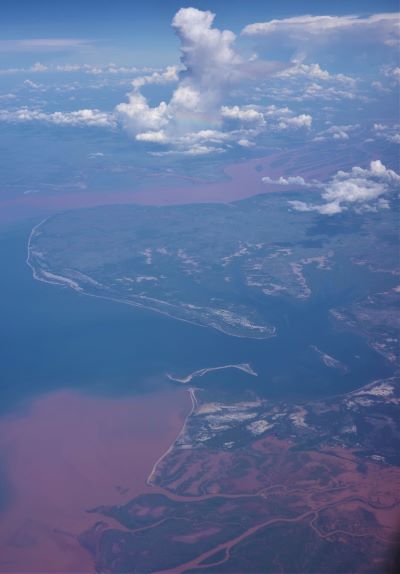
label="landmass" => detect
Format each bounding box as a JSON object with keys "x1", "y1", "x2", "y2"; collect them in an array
[
  {"x1": 79, "y1": 375, "x2": 400, "y2": 574},
  {"x1": 310, "y1": 346, "x2": 348, "y2": 373},
  {"x1": 24, "y1": 188, "x2": 400, "y2": 572},
  {"x1": 27, "y1": 192, "x2": 399, "y2": 341},
  {"x1": 166, "y1": 363, "x2": 258, "y2": 384}
]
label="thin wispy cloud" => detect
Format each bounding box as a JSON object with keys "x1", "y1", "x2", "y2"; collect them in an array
[
  {"x1": 0, "y1": 39, "x2": 92, "y2": 52},
  {"x1": 242, "y1": 13, "x2": 399, "y2": 47},
  {"x1": 0, "y1": 107, "x2": 116, "y2": 128}
]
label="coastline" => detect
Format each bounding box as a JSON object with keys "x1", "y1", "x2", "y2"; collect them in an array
[
  {"x1": 0, "y1": 387, "x2": 191, "y2": 573},
  {"x1": 166, "y1": 363, "x2": 258, "y2": 384},
  {"x1": 147, "y1": 387, "x2": 198, "y2": 486},
  {"x1": 26, "y1": 216, "x2": 276, "y2": 340}
]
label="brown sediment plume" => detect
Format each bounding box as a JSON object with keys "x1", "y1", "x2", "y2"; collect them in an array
[
  {"x1": 0, "y1": 387, "x2": 190, "y2": 573},
  {"x1": 0, "y1": 145, "x2": 357, "y2": 224}
]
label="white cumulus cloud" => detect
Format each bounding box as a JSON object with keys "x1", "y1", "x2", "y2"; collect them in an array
[
  {"x1": 373, "y1": 123, "x2": 400, "y2": 144},
  {"x1": 136, "y1": 130, "x2": 168, "y2": 143},
  {"x1": 0, "y1": 107, "x2": 116, "y2": 128},
  {"x1": 276, "y1": 60, "x2": 356, "y2": 87},
  {"x1": 220, "y1": 105, "x2": 265, "y2": 124},
  {"x1": 313, "y1": 124, "x2": 359, "y2": 142},
  {"x1": 115, "y1": 7, "x2": 283, "y2": 151},
  {"x1": 131, "y1": 65, "x2": 179, "y2": 89},
  {"x1": 263, "y1": 175, "x2": 310, "y2": 186},
  {"x1": 278, "y1": 114, "x2": 312, "y2": 129},
  {"x1": 264, "y1": 160, "x2": 400, "y2": 215},
  {"x1": 116, "y1": 92, "x2": 169, "y2": 133}
]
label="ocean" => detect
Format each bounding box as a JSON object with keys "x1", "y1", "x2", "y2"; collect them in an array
[{"x1": 0, "y1": 219, "x2": 392, "y2": 415}]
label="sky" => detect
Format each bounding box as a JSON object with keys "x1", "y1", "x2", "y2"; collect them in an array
[
  {"x1": 1, "y1": 0, "x2": 398, "y2": 66},
  {"x1": 0, "y1": 1, "x2": 399, "y2": 217},
  {"x1": 0, "y1": 6, "x2": 399, "y2": 574}
]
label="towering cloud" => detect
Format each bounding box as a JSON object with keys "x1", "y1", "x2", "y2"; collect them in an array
[{"x1": 116, "y1": 7, "x2": 281, "y2": 148}]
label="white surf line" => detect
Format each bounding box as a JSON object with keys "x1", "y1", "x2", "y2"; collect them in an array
[
  {"x1": 166, "y1": 363, "x2": 258, "y2": 384},
  {"x1": 146, "y1": 387, "x2": 198, "y2": 487},
  {"x1": 26, "y1": 222, "x2": 210, "y2": 326},
  {"x1": 188, "y1": 386, "x2": 198, "y2": 410},
  {"x1": 29, "y1": 272, "x2": 273, "y2": 340},
  {"x1": 27, "y1": 218, "x2": 87, "y2": 293},
  {"x1": 26, "y1": 217, "x2": 50, "y2": 279},
  {"x1": 26, "y1": 222, "x2": 275, "y2": 340}
]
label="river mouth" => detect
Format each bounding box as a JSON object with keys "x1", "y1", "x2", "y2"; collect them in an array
[
  {"x1": 0, "y1": 206, "x2": 397, "y2": 573},
  {"x1": 0, "y1": 387, "x2": 190, "y2": 573}
]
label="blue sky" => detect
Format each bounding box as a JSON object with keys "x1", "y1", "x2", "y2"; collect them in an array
[
  {"x1": 1, "y1": 0, "x2": 398, "y2": 67},
  {"x1": 0, "y1": 1, "x2": 398, "y2": 214}
]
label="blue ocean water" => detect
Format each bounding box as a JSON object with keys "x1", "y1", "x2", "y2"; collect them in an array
[{"x1": 0, "y1": 221, "x2": 392, "y2": 415}]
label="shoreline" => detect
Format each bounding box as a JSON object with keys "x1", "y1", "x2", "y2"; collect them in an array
[
  {"x1": 26, "y1": 216, "x2": 276, "y2": 340},
  {"x1": 147, "y1": 387, "x2": 198, "y2": 486},
  {"x1": 0, "y1": 142, "x2": 357, "y2": 226},
  {"x1": 166, "y1": 363, "x2": 258, "y2": 384},
  {"x1": 0, "y1": 387, "x2": 191, "y2": 573}
]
